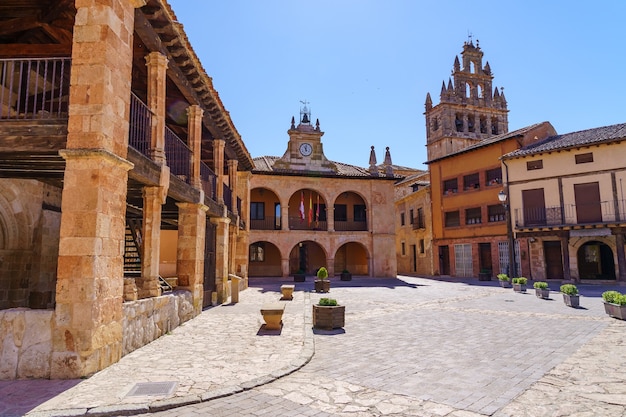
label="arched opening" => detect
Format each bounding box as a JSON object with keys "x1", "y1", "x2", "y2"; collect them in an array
[
  {"x1": 469, "y1": 61, "x2": 475, "y2": 73},
  {"x1": 289, "y1": 240, "x2": 326, "y2": 275},
  {"x1": 250, "y1": 187, "x2": 281, "y2": 230},
  {"x1": 288, "y1": 189, "x2": 327, "y2": 231},
  {"x1": 577, "y1": 240, "x2": 616, "y2": 280},
  {"x1": 333, "y1": 191, "x2": 367, "y2": 231},
  {"x1": 248, "y1": 241, "x2": 282, "y2": 277},
  {"x1": 455, "y1": 113, "x2": 464, "y2": 132},
  {"x1": 465, "y1": 83, "x2": 471, "y2": 98},
  {"x1": 477, "y1": 84, "x2": 483, "y2": 98},
  {"x1": 334, "y1": 242, "x2": 369, "y2": 276}
]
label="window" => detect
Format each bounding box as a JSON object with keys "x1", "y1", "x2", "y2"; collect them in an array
[
  {"x1": 445, "y1": 211, "x2": 460, "y2": 227},
  {"x1": 488, "y1": 204, "x2": 506, "y2": 222},
  {"x1": 467, "y1": 114, "x2": 475, "y2": 132},
  {"x1": 411, "y1": 183, "x2": 421, "y2": 192},
  {"x1": 454, "y1": 243, "x2": 473, "y2": 277},
  {"x1": 443, "y1": 178, "x2": 458, "y2": 195},
  {"x1": 354, "y1": 205, "x2": 366, "y2": 222},
  {"x1": 463, "y1": 173, "x2": 480, "y2": 190},
  {"x1": 455, "y1": 113, "x2": 463, "y2": 132},
  {"x1": 485, "y1": 167, "x2": 502, "y2": 186},
  {"x1": 250, "y1": 202, "x2": 264, "y2": 220},
  {"x1": 465, "y1": 207, "x2": 482, "y2": 225},
  {"x1": 334, "y1": 204, "x2": 347, "y2": 222},
  {"x1": 249, "y1": 243, "x2": 264, "y2": 262},
  {"x1": 575, "y1": 152, "x2": 594, "y2": 164},
  {"x1": 479, "y1": 116, "x2": 487, "y2": 133},
  {"x1": 400, "y1": 212, "x2": 405, "y2": 226},
  {"x1": 491, "y1": 118, "x2": 499, "y2": 135},
  {"x1": 401, "y1": 241, "x2": 406, "y2": 256},
  {"x1": 409, "y1": 209, "x2": 414, "y2": 225},
  {"x1": 416, "y1": 207, "x2": 425, "y2": 229},
  {"x1": 526, "y1": 160, "x2": 543, "y2": 170},
  {"x1": 419, "y1": 239, "x2": 425, "y2": 254},
  {"x1": 315, "y1": 203, "x2": 327, "y2": 221}
]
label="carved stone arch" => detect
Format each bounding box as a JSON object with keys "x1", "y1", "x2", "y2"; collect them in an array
[{"x1": 0, "y1": 182, "x2": 31, "y2": 250}]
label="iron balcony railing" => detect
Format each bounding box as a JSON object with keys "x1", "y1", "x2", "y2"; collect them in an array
[
  {"x1": 164, "y1": 126, "x2": 191, "y2": 184},
  {"x1": 129, "y1": 93, "x2": 152, "y2": 157},
  {"x1": 515, "y1": 199, "x2": 626, "y2": 228},
  {"x1": 200, "y1": 161, "x2": 216, "y2": 200},
  {"x1": 0, "y1": 57, "x2": 70, "y2": 120},
  {"x1": 250, "y1": 216, "x2": 281, "y2": 230}
]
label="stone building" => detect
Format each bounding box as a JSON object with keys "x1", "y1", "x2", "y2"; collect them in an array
[
  {"x1": 425, "y1": 38, "x2": 509, "y2": 162},
  {"x1": 394, "y1": 170, "x2": 435, "y2": 276},
  {"x1": 248, "y1": 105, "x2": 398, "y2": 278},
  {"x1": 503, "y1": 123, "x2": 626, "y2": 283},
  {"x1": 0, "y1": 0, "x2": 251, "y2": 379}
]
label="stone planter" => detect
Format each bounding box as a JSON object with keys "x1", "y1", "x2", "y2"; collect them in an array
[
  {"x1": 499, "y1": 280, "x2": 512, "y2": 288},
  {"x1": 535, "y1": 288, "x2": 550, "y2": 299},
  {"x1": 513, "y1": 284, "x2": 527, "y2": 293},
  {"x1": 280, "y1": 284, "x2": 295, "y2": 300},
  {"x1": 293, "y1": 273, "x2": 306, "y2": 282},
  {"x1": 340, "y1": 272, "x2": 352, "y2": 281},
  {"x1": 603, "y1": 302, "x2": 626, "y2": 320},
  {"x1": 562, "y1": 293, "x2": 580, "y2": 308},
  {"x1": 478, "y1": 272, "x2": 491, "y2": 281},
  {"x1": 314, "y1": 280, "x2": 330, "y2": 293},
  {"x1": 313, "y1": 304, "x2": 345, "y2": 329}
]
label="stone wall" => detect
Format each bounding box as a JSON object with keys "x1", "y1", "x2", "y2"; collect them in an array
[
  {"x1": 122, "y1": 290, "x2": 195, "y2": 356},
  {"x1": 0, "y1": 308, "x2": 54, "y2": 379}
]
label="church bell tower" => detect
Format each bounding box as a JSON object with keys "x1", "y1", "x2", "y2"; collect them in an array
[{"x1": 425, "y1": 38, "x2": 509, "y2": 161}]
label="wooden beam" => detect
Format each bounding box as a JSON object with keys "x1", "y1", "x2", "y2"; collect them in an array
[{"x1": 0, "y1": 44, "x2": 71, "y2": 57}]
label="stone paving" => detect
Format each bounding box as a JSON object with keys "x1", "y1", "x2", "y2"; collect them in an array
[{"x1": 4, "y1": 275, "x2": 626, "y2": 416}]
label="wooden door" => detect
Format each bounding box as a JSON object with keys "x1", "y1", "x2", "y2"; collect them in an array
[
  {"x1": 439, "y1": 245, "x2": 450, "y2": 275},
  {"x1": 544, "y1": 241, "x2": 563, "y2": 279},
  {"x1": 479, "y1": 243, "x2": 492, "y2": 272},
  {"x1": 574, "y1": 182, "x2": 602, "y2": 224}
]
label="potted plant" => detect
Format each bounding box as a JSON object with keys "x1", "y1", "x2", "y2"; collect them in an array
[
  {"x1": 602, "y1": 290, "x2": 626, "y2": 320},
  {"x1": 314, "y1": 267, "x2": 330, "y2": 293},
  {"x1": 312, "y1": 297, "x2": 345, "y2": 329},
  {"x1": 478, "y1": 269, "x2": 491, "y2": 281},
  {"x1": 497, "y1": 273, "x2": 511, "y2": 288},
  {"x1": 340, "y1": 269, "x2": 352, "y2": 281},
  {"x1": 560, "y1": 284, "x2": 579, "y2": 308},
  {"x1": 293, "y1": 269, "x2": 306, "y2": 282},
  {"x1": 512, "y1": 277, "x2": 528, "y2": 293},
  {"x1": 533, "y1": 281, "x2": 550, "y2": 299}
]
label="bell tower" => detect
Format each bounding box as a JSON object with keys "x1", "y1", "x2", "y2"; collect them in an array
[{"x1": 425, "y1": 38, "x2": 509, "y2": 161}]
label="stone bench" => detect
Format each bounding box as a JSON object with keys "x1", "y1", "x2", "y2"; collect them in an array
[
  {"x1": 280, "y1": 284, "x2": 295, "y2": 300},
  {"x1": 260, "y1": 303, "x2": 285, "y2": 330}
]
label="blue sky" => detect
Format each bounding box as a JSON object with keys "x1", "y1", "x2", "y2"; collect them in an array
[{"x1": 168, "y1": 1, "x2": 626, "y2": 170}]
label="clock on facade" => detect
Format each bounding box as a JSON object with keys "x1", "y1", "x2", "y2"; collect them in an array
[{"x1": 299, "y1": 142, "x2": 313, "y2": 156}]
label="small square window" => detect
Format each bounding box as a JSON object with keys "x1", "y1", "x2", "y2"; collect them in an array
[
  {"x1": 445, "y1": 211, "x2": 460, "y2": 227},
  {"x1": 575, "y1": 153, "x2": 593, "y2": 164},
  {"x1": 527, "y1": 160, "x2": 543, "y2": 170}
]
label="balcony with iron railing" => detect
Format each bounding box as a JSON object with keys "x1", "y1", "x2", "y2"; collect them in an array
[
  {"x1": 250, "y1": 216, "x2": 281, "y2": 230},
  {"x1": 514, "y1": 199, "x2": 626, "y2": 228},
  {"x1": 164, "y1": 126, "x2": 191, "y2": 184},
  {"x1": 0, "y1": 57, "x2": 70, "y2": 120},
  {"x1": 200, "y1": 161, "x2": 216, "y2": 200}
]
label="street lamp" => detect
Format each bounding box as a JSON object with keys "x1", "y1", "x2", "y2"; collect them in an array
[{"x1": 498, "y1": 189, "x2": 516, "y2": 277}]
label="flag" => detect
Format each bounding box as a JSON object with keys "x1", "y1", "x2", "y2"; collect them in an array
[
  {"x1": 316, "y1": 193, "x2": 320, "y2": 221},
  {"x1": 299, "y1": 191, "x2": 305, "y2": 221},
  {"x1": 308, "y1": 191, "x2": 313, "y2": 227}
]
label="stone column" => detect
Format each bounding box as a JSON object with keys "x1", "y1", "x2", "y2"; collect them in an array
[
  {"x1": 213, "y1": 139, "x2": 225, "y2": 204},
  {"x1": 228, "y1": 159, "x2": 239, "y2": 215},
  {"x1": 281, "y1": 257, "x2": 290, "y2": 278},
  {"x1": 561, "y1": 235, "x2": 572, "y2": 282},
  {"x1": 211, "y1": 216, "x2": 231, "y2": 303},
  {"x1": 327, "y1": 206, "x2": 335, "y2": 232},
  {"x1": 176, "y1": 202, "x2": 208, "y2": 315},
  {"x1": 137, "y1": 186, "x2": 165, "y2": 298},
  {"x1": 53, "y1": 0, "x2": 144, "y2": 379},
  {"x1": 327, "y1": 257, "x2": 335, "y2": 277},
  {"x1": 281, "y1": 201, "x2": 289, "y2": 230},
  {"x1": 187, "y1": 105, "x2": 203, "y2": 189},
  {"x1": 146, "y1": 52, "x2": 168, "y2": 165}
]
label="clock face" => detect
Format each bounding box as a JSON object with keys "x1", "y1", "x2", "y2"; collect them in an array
[{"x1": 299, "y1": 143, "x2": 313, "y2": 156}]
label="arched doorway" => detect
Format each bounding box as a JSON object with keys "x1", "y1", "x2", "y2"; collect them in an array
[
  {"x1": 289, "y1": 240, "x2": 326, "y2": 275},
  {"x1": 577, "y1": 241, "x2": 616, "y2": 280},
  {"x1": 248, "y1": 241, "x2": 282, "y2": 277},
  {"x1": 334, "y1": 242, "x2": 369, "y2": 276}
]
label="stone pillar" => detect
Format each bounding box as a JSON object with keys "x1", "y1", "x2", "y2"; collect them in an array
[
  {"x1": 561, "y1": 235, "x2": 572, "y2": 282},
  {"x1": 213, "y1": 139, "x2": 225, "y2": 204},
  {"x1": 137, "y1": 186, "x2": 165, "y2": 298},
  {"x1": 146, "y1": 52, "x2": 168, "y2": 164},
  {"x1": 327, "y1": 258, "x2": 335, "y2": 277},
  {"x1": 615, "y1": 230, "x2": 626, "y2": 282},
  {"x1": 228, "y1": 159, "x2": 239, "y2": 215},
  {"x1": 187, "y1": 105, "x2": 203, "y2": 189},
  {"x1": 210, "y1": 216, "x2": 231, "y2": 303},
  {"x1": 327, "y1": 206, "x2": 335, "y2": 232},
  {"x1": 281, "y1": 257, "x2": 290, "y2": 278},
  {"x1": 53, "y1": 0, "x2": 143, "y2": 379},
  {"x1": 281, "y1": 201, "x2": 289, "y2": 230},
  {"x1": 176, "y1": 202, "x2": 208, "y2": 314}
]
